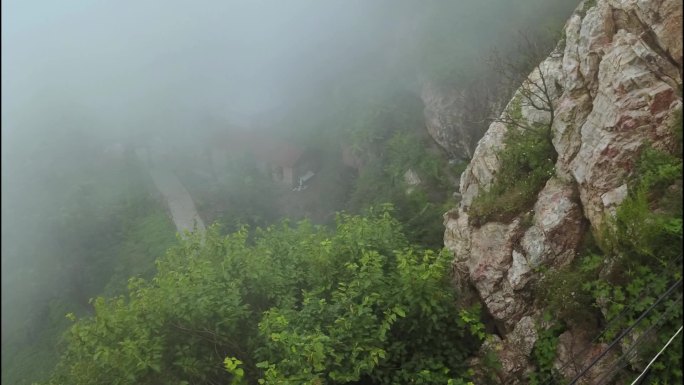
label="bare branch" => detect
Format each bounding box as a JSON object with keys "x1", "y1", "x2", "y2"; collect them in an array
[{"x1": 486, "y1": 28, "x2": 557, "y2": 139}]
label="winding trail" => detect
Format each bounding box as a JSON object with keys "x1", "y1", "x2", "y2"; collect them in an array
[{"x1": 148, "y1": 165, "x2": 205, "y2": 237}]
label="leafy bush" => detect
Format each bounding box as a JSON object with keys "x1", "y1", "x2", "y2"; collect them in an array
[
  {"x1": 535, "y1": 254, "x2": 601, "y2": 323},
  {"x1": 349, "y1": 165, "x2": 452, "y2": 249},
  {"x1": 601, "y1": 146, "x2": 682, "y2": 265},
  {"x1": 542, "y1": 142, "x2": 683, "y2": 384},
  {"x1": 529, "y1": 321, "x2": 565, "y2": 385},
  {"x1": 45, "y1": 208, "x2": 482, "y2": 385},
  {"x1": 673, "y1": 109, "x2": 683, "y2": 157},
  {"x1": 346, "y1": 110, "x2": 455, "y2": 249},
  {"x1": 529, "y1": 124, "x2": 684, "y2": 383},
  {"x1": 2, "y1": 152, "x2": 183, "y2": 385},
  {"x1": 590, "y1": 144, "x2": 682, "y2": 383},
  {"x1": 468, "y1": 101, "x2": 555, "y2": 226},
  {"x1": 102, "y1": 210, "x2": 177, "y2": 296}
]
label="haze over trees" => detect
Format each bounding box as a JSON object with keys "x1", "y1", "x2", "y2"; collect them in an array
[{"x1": 2, "y1": 1, "x2": 600, "y2": 384}]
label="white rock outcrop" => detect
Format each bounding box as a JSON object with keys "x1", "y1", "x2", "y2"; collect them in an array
[{"x1": 443, "y1": 0, "x2": 682, "y2": 383}]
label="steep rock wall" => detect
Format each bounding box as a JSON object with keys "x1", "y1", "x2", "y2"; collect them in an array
[
  {"x1": 421, "y1": 81, "x2": 481, "y2": 160},
  {"x1": 443, "y1": 0, "x2": 682, "y2": 383},
  {"x1": 420, "y1": 79, "x2": 509, "y2": 161}
]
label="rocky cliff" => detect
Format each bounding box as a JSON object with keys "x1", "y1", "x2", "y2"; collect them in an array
[
  {"x1": 421, "y1": 77, "x2": 508, "y2": 162},
  {"x1": 442, "y1": 0, "x2": 682, "y2": 383},
  {"x1": 421, "y1": 81, "x2": 481, "y2": 160}
]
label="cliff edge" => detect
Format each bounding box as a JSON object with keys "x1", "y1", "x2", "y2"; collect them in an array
[{"x1": 444, "y1": 0, "x2": 682, "y2": 383}]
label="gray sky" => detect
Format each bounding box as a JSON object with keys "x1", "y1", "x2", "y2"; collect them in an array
[
  {"x1": 1, "y1": 0, "x2": 578, "y2": 274},
  {"x1": 2, "y1": 0, "x2": 403, "y2": 145},
  {"x1": 1, "y1": 0, "x2": 410, "y2": 318},
  {"x1": 2, "y1": 0, "x2": 577, "y2": 146}
]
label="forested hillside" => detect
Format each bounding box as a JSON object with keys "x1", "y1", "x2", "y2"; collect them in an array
[{"x1": 2, "y1": 134, "x2": 178, "y2": 383}]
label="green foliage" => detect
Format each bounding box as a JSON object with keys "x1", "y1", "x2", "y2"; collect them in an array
[
  {"x1": 449, "y1": 161, "x2": 469, "y2": 179},
  {"x1": 579, "y1": 0, "x2": 598, "y2": 16},
  {"x1": 457, "y1": 305, "x2": 488, "y2": 342},
  {"x1": 102, "y1": 210, "x2": 177, "y2": 296},
  {"x1": 349, "y1": 166, "x2": 452, "y2": 249},
  {"x1": 480, "y1": 342, "x2": 503, "y2": 382},
  {"x1": 225, "y1": 357, "x2": 247, "y2": 385},
  {"x1": 528, "y1": 322, "x2": 565, "y2": 385},
  {"x1": 545, "y1": 143, "x2": 683, "y2": 384},
  {"x1": 385, "y1": 131, "x2": 446, "y2": 185},
  {"x1": 601, "y1": 146, "x2": 682, "y2": 264},
  {"x1": 579, "y1": 257, "x2": 683, "y2": 383},
  {"x1": 1, "y1": 299, "x2": 75, "y2": 385},
  {"x1": 597, "y1": 146, "x2": 681, "y2": 383},
  {"x1": 672, "y1": 109, "x2": 683, "y2": 157},
  {"x1": 529, "y1": 139, "x2": 683, "y2": 383},
  {"x1": 344, "y1": 92, "x2": 454, "y2": 249},
  {"x1": 535, "y1": 255, "x2": 600, "y2": 322},
  {"x1": 469, "y1": 102, "x2": 555, "y2": 226},
  {"x1": 2, "y1": 152, "x2": 177, "y2": 385},
  {"x1": 45, "y1": 208, "x2": 481, "y2": 385},
  {"x1": 255, "y1": 246, "x2": 473, "y2": 384}
]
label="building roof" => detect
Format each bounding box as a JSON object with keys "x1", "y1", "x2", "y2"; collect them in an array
[{"x1": 211, "y1": 129, "x2": 304, "y2": 168}]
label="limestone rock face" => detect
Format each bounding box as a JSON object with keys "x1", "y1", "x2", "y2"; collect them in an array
[
  {"x1": 403, "y1": 168, "x2": 422, "y2": 194},
  {"x1": 554, "y1": 327, "x2": 620, "y2": 384},
  {"x1": 420, "y1": 80, "x2": 504, "y2": 161},
  {"x1": 442, "y1": 0, "x2": 682, "y2": 383}
]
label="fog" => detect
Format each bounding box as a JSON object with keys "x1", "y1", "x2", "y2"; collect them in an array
[
  {"x1": 2, "y1": 1, "x2": 573, "y2": 142},
  {"x1": 3, "y1": 1, "x2": 405, "y2": 143},
  {"x1": 3, "y1": 0, "x2": 405, "y2": 329},
  {"x1": 2, "y1": 0, "x2": 577, "y2": 383}
]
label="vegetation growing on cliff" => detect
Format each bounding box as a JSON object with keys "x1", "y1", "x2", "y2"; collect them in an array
[
  {"x1": 468, "y1": 97, "x2": 556, "y2": 226},
  {"x1": 534, "y1": 115, "x2": 683, "y2": 383},
  {"x1": 590, "y1": 137, "x2": 683, "y2": 384}
]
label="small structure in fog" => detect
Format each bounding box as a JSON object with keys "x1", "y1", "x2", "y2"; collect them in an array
[
  {"x1": 293, "y1": 170, "x2": 316, "y2": 191},
  {"x1": 341, "y1": 143, "x2": 363, "y2": 170},
  {"x1": 210, "y1": 129, "x2": 318, "y2": 188}
]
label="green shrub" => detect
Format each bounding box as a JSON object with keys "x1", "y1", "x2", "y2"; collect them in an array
[
  {"x1": 529, "y1": 321, "x2": 565, "y2": 385},
  {"x1": 469, "y1": 119, "x2": 555, "y2": 226},
  {"x1": 582, "y1": 143, "x2": 683, "y2": 384},
  {"x1": 578, "y1": 0, "x2": 598, "y2": 17},
  {"x1": 535, "y1": 254, "x2": 601, "y2": 323},
  {"x1": 45, "y1": 208, "x2": 482, "y2": 385},
  {"x1": 529, "y1": 135, "x2": 683, "y2": 383},
  {"x1": 582, "y1": 0, "x2": 597, "y2": 12},
  {"x1": 347, "y1": 124, "x2": 454, "y2": 249},
  {"x1": 671, "y1": 108, "x2": 682, "y2": 158},
  {"x1": 601, "y1": 146, "x2": 682, "y2": 264}
]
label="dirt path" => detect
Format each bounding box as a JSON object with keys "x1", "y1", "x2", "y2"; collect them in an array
[{"x1": 148, "y1": 166, "x2": 206, "y2": 236}]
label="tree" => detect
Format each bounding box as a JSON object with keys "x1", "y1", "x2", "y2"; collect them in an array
[
  {"x1": 468, "y1": 29, "x2": 562, "y2": 225},
  {"x1": 45, "y1": 208, "x2": 484, "y2": 385},
  {"x1": 486, "y1": 29, "x2": 561, "y2": 150}
]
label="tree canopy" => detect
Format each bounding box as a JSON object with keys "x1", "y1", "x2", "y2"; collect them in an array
[{"x1": 45, "y1": 207, "x2": 483, "y2": 385}]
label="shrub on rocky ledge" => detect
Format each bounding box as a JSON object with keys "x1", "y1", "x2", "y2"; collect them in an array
[{"x1": 468, "y1": 119, "x2": 556, "y2": 226}]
